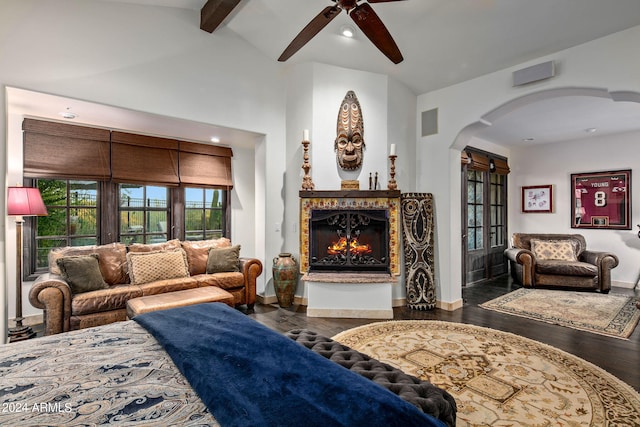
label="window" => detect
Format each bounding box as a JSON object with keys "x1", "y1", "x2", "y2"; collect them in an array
[
  {"x1": 119, "y1": 184, "x2": 170, "y2": 244},
  {"x1": 34, "y1": 179, "x2": 99, "y2": 269},
  {"x1": 467, "y1": 170, "x2": 484, "y2": 251},
  {"x1": 462, "y1": 148, "x2": 510, "y2": 285},
  {"x1": 27, "y1": 180, "x2": 229, "y2": 276},
  {"x1": 23, "y1": 119, "x2": 234, "y2": 276},
  {"x1": 184, "y1": 188, "x2": 226, "y2": 241},
  {"x1": 489, "y1": 173, "x2": 506, "y2": 248}
]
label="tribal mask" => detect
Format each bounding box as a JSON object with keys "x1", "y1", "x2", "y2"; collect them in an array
[{"x1": 335, "y1": 91, "x2": 365, "y2": 171}]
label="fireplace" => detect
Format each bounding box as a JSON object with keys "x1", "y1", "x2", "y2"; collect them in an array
[
  {"x1": 299, "y1": 190, "x2": 401, "y2": 276},
  {"x1": 309, "y1": 209, "x2": 389, "y2": 273},
  {"x1": 299, "y1": 191, "x2": 401, "y2": 319}
]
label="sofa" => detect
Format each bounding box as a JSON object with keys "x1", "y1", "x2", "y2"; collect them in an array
[
  {"x1": 29, "y1": 238, "x2": 263, "y2": 336},
  {"x1": 504, "y1": 233, "x2": 618, "y2": 293}
]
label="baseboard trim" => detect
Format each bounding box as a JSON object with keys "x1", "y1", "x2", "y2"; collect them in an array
[
  {"x1": 8, "y1": 314, "x2": 43, "y2": 327},
  {"x1": 307, "y1": 308, "x2": 393, "y2": 319},
  {"x1": 437, "y1": 299, "x2": 463, "y2": 311},
  {"x1": 259, "y1": 295, "x2": 462, "y2": 312},
  {"x1": 256, "y1": 295, "x2": 308, "y2": 306}
]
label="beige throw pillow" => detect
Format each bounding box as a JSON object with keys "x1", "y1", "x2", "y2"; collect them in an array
[
  {"x1": 127, "y1": 248, "x2": 190, "y2": 285},
  {"x1": 530, "y1": 239, "x2": 577, "y2": 261},
  {"x1": 128, "y1": 239, "x2": 181, "y2": 253},
  {"x1": 206, "y1": 245, "x2": 241, "y2": 274}
]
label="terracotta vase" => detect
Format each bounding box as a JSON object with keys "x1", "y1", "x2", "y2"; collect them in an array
[{"x1": 272, "y1": 253, "x2": 298, "y2": 308}]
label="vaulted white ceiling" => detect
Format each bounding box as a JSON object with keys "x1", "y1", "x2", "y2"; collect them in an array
[
  {"x1": 13, "y1": 0, "x2": 640, "y2": 146},
  {"x1": 105, "y1": 0, "x2": 640, "y2": 96}
]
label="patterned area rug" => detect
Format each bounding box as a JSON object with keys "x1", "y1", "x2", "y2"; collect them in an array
[
  {"x1": 480, "y1": 288, "x2": 640, "y2": 339},
  {"x1": 333, "y1": 320, "x2": 640, "y2": 426}
]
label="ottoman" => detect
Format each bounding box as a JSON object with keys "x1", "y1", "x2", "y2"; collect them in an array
[{"x1": 127, "y1": 287, "x2": 235, "y2": 319}]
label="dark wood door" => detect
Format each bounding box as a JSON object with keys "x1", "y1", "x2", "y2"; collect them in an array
[{"x1": 462, "y1": 159, "x2": 508, "y2": 286}]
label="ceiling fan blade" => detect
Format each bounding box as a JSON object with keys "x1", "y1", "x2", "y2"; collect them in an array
[
  {"x1": 350, "y1": 2, "x2": 403, "y2": 64},
  {"x1": 278, "y1": 6, "x2": 343, "y2": 62}
]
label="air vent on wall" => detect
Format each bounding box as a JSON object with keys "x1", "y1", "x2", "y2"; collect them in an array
[
  {"x1": 421, "y1": 108, "x2": 438, "y2": 137},
  {"x1": 513, "y1": 61, "x2": 555, "y2": 87}
]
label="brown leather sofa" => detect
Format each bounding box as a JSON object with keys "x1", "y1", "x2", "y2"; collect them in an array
[
  {"x1": 504, "y1": 233, "x2": 618, "y2": 293},
  {"x1": 29, "y1": 239, "x2": 263, "y2": 336}
]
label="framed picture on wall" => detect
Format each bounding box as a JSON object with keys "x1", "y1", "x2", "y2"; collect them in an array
[
  {"x1": 521, "y1": 185, "x2": 553, "y2": 213},
  {"x1": 571, "y1": 169, "x2": 631, "y2": 229}
]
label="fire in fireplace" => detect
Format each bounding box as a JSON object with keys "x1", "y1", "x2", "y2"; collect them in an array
[{"x1": 309, "y1": 209, "x2": 390, "y2": 273}]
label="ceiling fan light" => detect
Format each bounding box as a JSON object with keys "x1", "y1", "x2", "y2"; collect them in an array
[{"x1": 340, "y1": 24, "x2": 355, "y2": 38}]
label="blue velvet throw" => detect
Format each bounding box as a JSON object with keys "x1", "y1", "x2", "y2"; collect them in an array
[{"x1": 134, "y1": 303, "x2": 445, "y2": 427}]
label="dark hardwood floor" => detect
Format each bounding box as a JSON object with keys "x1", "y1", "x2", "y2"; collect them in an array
[
  {"x1": 25, "y1": 276, "x2": 639, "y2": 391},
  {"x1": 247, "y1": 276, "x2": 640, "y2": 392}
]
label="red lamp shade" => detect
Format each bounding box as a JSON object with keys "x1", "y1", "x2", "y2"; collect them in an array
[{"x1": 7, "y1": 187, "x2": 48, "y2": 216}]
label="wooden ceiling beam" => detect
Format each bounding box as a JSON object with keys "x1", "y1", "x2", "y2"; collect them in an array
[{"x1": 200, "y1": 0, "x2": 242, "y2": 33}]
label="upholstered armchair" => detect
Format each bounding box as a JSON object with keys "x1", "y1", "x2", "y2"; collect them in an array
[{"x1": 504, "y1": 233, "x2": 618, "y2": 293}]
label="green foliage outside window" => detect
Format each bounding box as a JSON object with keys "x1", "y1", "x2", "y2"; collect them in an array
[
  {"x1": 36, "y1": 180, "x2": 98, "y2": 268},
  {"x1": 185, "y1": 188, "x2": 224, "y2": 240},
  {"x1": 31, "y1": 180, "x2": 228, "y2": 272},
  {"x1": 119, "y1": 185, "x2": 169, "y2": 244}
]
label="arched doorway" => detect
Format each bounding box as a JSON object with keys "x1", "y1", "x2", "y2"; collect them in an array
[{"x1": 453, "y1": 87, "x2": 640, "y2": 287}]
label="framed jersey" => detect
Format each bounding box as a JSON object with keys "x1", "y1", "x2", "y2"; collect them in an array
[{"x1": 571, "y1": 170, "x2": 631, "y2": 229}]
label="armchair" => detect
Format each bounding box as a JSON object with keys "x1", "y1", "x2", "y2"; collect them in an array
[{"x1": 504, "y1": 233, "x2": 618, "y2": 293}]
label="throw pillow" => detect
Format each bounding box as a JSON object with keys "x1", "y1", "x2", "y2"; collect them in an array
[
  {"x1": 206, "y1": 245, "x2": 241, "y2": 274},
  {"x1": 128, "y1": 239, "x2": 181, "y2": 253},
  {"x1": 56, "y1": 254, "x2": 109, "y2": 294},
  {"x1": 49, "y1": 243, "x2": 128, "y2": 286},
  {"x1": 182, "y1": 238, "x2": 232, "y2": 276},
  {"x1": 530, "y1": 239, "x2": 577, "y2": 261},
  {"x1": 127, "y1": 248, "x2": 190, "y2": 285}
]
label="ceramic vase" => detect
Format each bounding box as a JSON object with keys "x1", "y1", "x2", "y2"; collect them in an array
[{"x1": 272, "y1": 253, "x2": 298, "y2": 308}]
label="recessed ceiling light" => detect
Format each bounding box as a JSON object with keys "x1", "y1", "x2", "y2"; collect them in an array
[
  {"x1": 58, "y1": 110, "x2": 78, "y2": 119},
  {"x1": 522, "y1": 137, "x2": 535, "y2": 142},
  {"x1": 210, "y1": 136, "x2": 220, "y2": 143},
  {"x1": 340, "y1": 25, "x2": 355, "y2": 38},
  {"x1": 585, "y1": 127, "x2": 597, "y2": 133}
]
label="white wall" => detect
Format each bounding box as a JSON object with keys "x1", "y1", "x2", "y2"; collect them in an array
[
  {"x1": 418, "y1": 25, "x2": 640, "y2": 306},
  {"x1": 388, "y1": 78, "x2": 417, "y2": 192},
  {"x1": 283, "y1": 62, "x2": 417, "y2": 301},
  {"x1": 0, "y1": 0, "x2": 287, "y2": 341},
  {"x1": 509, "y1": 130, "x2": 640, "y2": 285},
  {"x1": 310, "y1": 63, "x2": 390, "y2": 191}
]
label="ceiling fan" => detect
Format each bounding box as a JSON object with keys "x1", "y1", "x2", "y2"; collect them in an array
[{"x1": 278, "y1": 0, "x2": 406, "y2": 64}]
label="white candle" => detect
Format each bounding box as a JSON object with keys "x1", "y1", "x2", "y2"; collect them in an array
[
  {"x1": 390, "y1": 143, "x2": 396, "y2": 156},
  {"x1": 303, "y1": 129, "x2": 309, "y2": 141}
]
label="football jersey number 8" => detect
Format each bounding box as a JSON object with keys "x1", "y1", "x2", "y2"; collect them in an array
[{"x1": 594, "y1": 191, "x2": 607, "y2": 207}]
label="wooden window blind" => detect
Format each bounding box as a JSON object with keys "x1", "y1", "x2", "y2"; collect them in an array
[
  {"x1": 23, "y1": 119, "x2": 234, "y2": 188},
  {"x1": 467, "y1": 152, "x2": 491, "y2": 172},
  {"x1": 179, "y1": 141, "x2": 233, "y2": 189},
  {"x1": 111, "y1": 131, "x2": 180, "y2": 186},
  {"x1": 22, "y1": 118, "x2": 111, "y2": 180},
  {"x1": 491, "y1": 158, "x2": 511, "y2": 175},
  {"x1": 460, "y1": 150, "x2": 471, "y2": 166}
]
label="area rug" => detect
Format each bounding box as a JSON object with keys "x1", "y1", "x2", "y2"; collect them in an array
[
  {"x1": 333, "y1": 320, "x2": 640, "y2": 426},
  {"x1": 479, "y1": 288, "x2": 640, "y2": 339}
]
